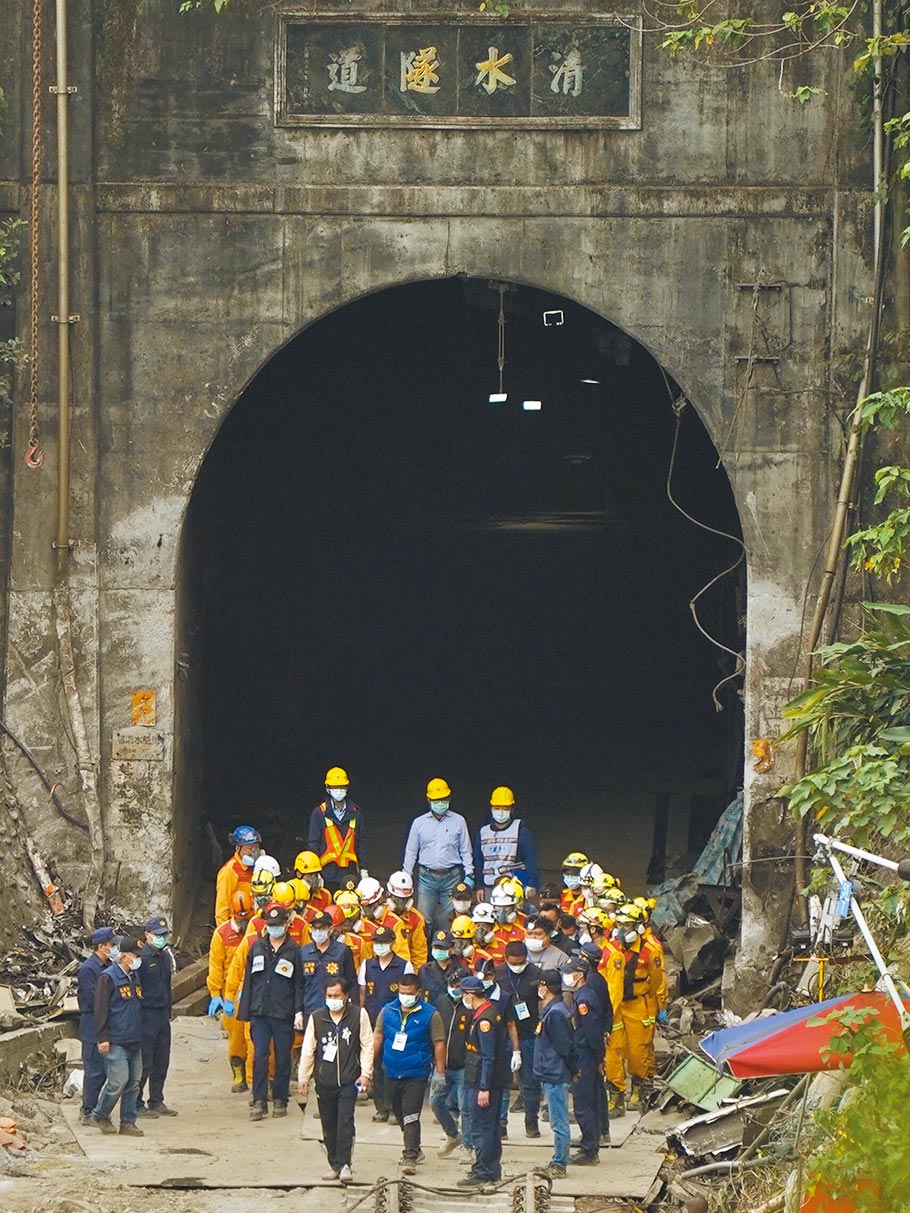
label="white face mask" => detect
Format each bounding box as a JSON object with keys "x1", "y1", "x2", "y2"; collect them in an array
[
  {"x1": 561, "y1": 972, "x2": 577, "y2": 991},
  {"x1": 453, "y1": 900, "x2": 472, "y2": 914},
  {"x1": 374, "y1": 943, "x2": 392, "y2": 957},
  {"x1": 526, "y1": 937, "x2": 545, "y2": 952},
  {"x1": 328, "y1": 788, "x2": 347, "y2": 802},
  {"x1": 311, "y1": 929, "x2": 330, "y2": 945},
  {"x1": 578, "y1": 931, "x2": 592, "y2": 946},
  {"x1": 429, "y1": 800, "x2": 449, "y2": 815},
  {"x1": 491, "y1": 809, "x2": 511, "y2": 824},
  {"x1": 399, "y1": 993, "x2": 418, "y2": 1008},
  {"x1": 326, "y1": 997, "x2": 345, "y2": 1012},
  {"x1": 507, "y1": 962, "x2": 527, "y2": 974}
]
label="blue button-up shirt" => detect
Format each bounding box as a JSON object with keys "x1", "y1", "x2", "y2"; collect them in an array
[{"x1": 403, "y1": 811, "x2": 474, "y2": 878}]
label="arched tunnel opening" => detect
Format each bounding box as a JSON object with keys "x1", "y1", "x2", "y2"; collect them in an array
[{"x1": 174, "y1": 278, "x2": 745, "y2": 925}]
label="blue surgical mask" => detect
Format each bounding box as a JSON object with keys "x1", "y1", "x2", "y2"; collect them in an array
[
  {"x1": 563, "y1": 875, "x2": 580, "y2": 890},
  {"x1": 131, "y1": 958, "x2": 142, "y2": 972},
  {"x1": 266, "y1": 925, "x2": 285, "y2": 938},
  {"x1": 326, "y1": 997, "x2": 345, "y2": 1012},
  {"x1": 431, "y1": 948, "x2": 450, "y2": 962},
  {"x1": 311, "y1": 929, "x2": 330, "y2": 945},
  {"x1": 241, "y1": 854, "x2": 256, "y2": 867},
  {"x1": 399, "y1": 993, "x2": 418, "y2": 1008},
  {"x1": 109, "y1": 947, "x2": 121, "y2": 962},
  {"x1": 150, "y1": 935, "x2": 168, "y2": 950},
  {"x1": 447, "y1": 987, "x2": 462, "y2": 1000},
  {"x1": 429, "y1": 800, "x2": 449, "y2": 815}
]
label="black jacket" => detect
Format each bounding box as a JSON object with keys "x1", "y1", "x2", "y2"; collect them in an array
[
  {"x1": 432, "y1": 990, "x2": 471, "y2": 1070},
  {"x1": 420, "y1": 958, "x2": 468, "y2": 1006},
  {"x1": 237, "y1": 935, "x2": 305, "y2": 1022},
  {"x1": 138, "y1": 942, "x2": 173, "y2": 1010},
  {"x1": 464, "y1": 1000, "x2": 510, "y2": 1090},
  {"x1": 309, "y1": 1004, "x2": 364, "y2": 1089},
  {"x1": 495, "y1": 961, "x2": 543, "y2": 1040}
]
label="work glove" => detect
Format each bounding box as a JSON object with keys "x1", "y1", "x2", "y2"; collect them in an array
[
  {"x1": 207, "y1": 996, "x2": 224, "y2": 1017},
  {"x1": 222, "y1": 999, "x2": 235, "y2": 1017},
  {"x1": 430, "y1": 1073, "x2": 447, "y2": 1097},
  {"x1": 510, "y1": 1052, "x2": 522, "y2": 1074},
  {"x1": 657, "y1": 1009, "x2": 669, "y2": 1026}
]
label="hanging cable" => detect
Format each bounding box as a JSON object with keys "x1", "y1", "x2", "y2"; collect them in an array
[
  {"x1": 497, "y1": 283, "x2": 506, "y2": 396},
  {"x1": 25, "y1": 0, "x2": 44, "y2": 470},
  {"x1": 665, "y1": 388, "x2": 747, "y2": 710}
]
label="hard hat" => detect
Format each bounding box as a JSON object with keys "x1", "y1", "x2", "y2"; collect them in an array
[
  {"x1": 562, "y1": 852, "x2": 589, "y2": 872},
  {"x1": 334, "y1": 890, "x2": 361, "y2": 920},
  {"x1": 617, "y1": 903, "x2": 645, "y2": 924},
  {"x1": 356, "y1": 876, "x2": 384, "y2": 907},
  {"x1": 472, "y1": 901, "x2": 495, "y2": 925},
  {"x1": 387, "y1": 870, "x2": 414, "y2": 899},
  {"x1": 325, "y1": 766, "x2": 350, "y2": 787},
  {"x1": 496, "y1": 876, "x2": 525, "y2": 902},
  {"x1": 577, "y1": 906, "x2": 608, "y2": 930},
  {"x1": 230, "y1": 825, "x2": 261, "y2": 846},
  {"x1": 490, "y1": 786, "x2": 515, "y2": 807},
  {"x1": 426, "y1": 777, "x2": 452, "y2": 800},
  {"x1": 633, "y1": 896, "x2": 656, "y2": 922},
  {"x1": 288, "y1": 877, "x2": 311, "y2": 906},
  {"x1": 253, "y1": 853, "x2": 281, "y2": 878},
  {"x1": 250, "y1": 869, "x2": 275, "y2": 897},
  {"x1": 490, "y1": 884, "x2": 517, "y2": 908},
  {"x1": 327, "y1": 905, "x2": 346, "y2": 928},
  {"x1": 579, "y1": 861, "x2": 604, "y2": 888},
  {"x1": 231, "y1": 888, "x2": 254, "y2": 919},
  {"x1": 271, "y1": 881, "x2": 296, "y2": 910},
  {"x1": 450, "y1": 914, "x2": 477, "y2": 940},
  {"x1": 293, "y1": 851, "x2": 323, "y2": 877}
]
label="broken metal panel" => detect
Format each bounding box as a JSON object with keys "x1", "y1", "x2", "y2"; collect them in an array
[
  {"x1": 667, "y1": 1088, "x2": 789, "y2": 1159},
  {"x1": 666, "y1": 1053, "x2": 743, "y2": 1112}
]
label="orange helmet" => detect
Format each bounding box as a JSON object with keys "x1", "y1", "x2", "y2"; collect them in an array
[
  {"x1": 231, "y1": 888, "x2": 254, "y2": 920},
  {"x1": 327, "y1": 904, "x2": 346, "y2": 928}
]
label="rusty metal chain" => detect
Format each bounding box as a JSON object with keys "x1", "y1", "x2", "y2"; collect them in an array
[{"x1": 26, "y1": 0, "x2": 44, "y2": 469}]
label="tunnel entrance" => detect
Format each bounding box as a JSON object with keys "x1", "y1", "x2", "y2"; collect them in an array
[{"x1": 176, "y1": 278, "x2": 745, "y2": 918}]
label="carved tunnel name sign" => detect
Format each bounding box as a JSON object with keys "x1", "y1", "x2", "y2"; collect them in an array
[{"x1": 276, "y1": 14, "x2": 642, "y2": 129}]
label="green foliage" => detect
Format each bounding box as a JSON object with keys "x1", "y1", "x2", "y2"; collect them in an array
[
  {"x1": 179, "y1": 0, "x2": 230, "y2": 12},
  {"x1": 660, "y1": 19, "x2": 753, "y2": 55},
  {"x1": 804, "y1": 1009, "x2": 910, "y2": 1212},
  {"x1": 852, "y1": 386, "x2": 910, "y2": 430}
]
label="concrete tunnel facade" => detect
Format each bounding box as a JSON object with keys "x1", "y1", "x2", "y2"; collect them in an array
[{"x1": 0, "y1": 0, "x2": 872, "y2": 1000}]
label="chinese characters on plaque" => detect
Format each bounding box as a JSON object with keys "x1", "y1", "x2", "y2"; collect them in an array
[{"x1": 281, "y1": 19, "x2": 639, "y2": 127}]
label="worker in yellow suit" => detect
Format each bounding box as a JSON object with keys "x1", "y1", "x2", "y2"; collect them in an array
[
  {"x1": 207, "y1": 888, "x2": 255, "y2": 1091},
  {"x1": 633, "y1": 896, "x2": 668, "y2": 1018},
  {"x1": 385, "y1": 871, "x2": 428, "y2": 969},
  {"x1": 599, "y1": 903, "x2": 663, "y2": 1116},
  {"x1": 214, "y1": 825, "x2": 261, "y2": 926}
]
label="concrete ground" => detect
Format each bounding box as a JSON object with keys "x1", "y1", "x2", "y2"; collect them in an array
[{"x1": 1, "y1": 1016, "x2": 668, "y2": 1211}]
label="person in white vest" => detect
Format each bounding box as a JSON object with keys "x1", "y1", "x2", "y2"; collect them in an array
[{"x1": 473, "y1": 788, "x2": 540, "y2": 898}]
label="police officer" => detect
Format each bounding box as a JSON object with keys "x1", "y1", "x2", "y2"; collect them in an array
[
  {"x1": 238, "y1": 903, "x2": 306, "y2": 1120},
  {"x1": 563, "y1": 958, "x2": 610, "y2": 1164},
  {"x1": 433, "y1": 881, "x2": 474, "y2": 936},
  {"x1": 496, "y1": 940, "x2": 543, "y2": 1138},
  {"x1": 419, "y1": 929, "x2": 468, "y2": 1005},
  {"x1": 428, "y1": 963, "x2": 472, "y2": 1157},
  {"x1": 298, "y1": 910, "x2": 357, "y2": 1020},
  {"x1": 77, "y1": 926, "x2": 115, "y2": 1125},
  {"x1": 137, "y1": 915, "x2": 176, "y2": 1118},
  {"x1": 457, "y1": 974, "x2": 511, "y2": 1188},
  {"x1": 533, "y1": 970, "x2": 576, "y2": 1179},
  {"x1": 89, "y1": 932, "x2": 146, "y2": 1135},
  {"x1": 359, "y1": 924, "x2": 414, "y2": 1123}
]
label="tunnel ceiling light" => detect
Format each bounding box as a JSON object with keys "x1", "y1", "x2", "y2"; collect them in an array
[
  {"x1": 489, "y1": 392, "x2": 508, "y2": 403},
  {"x1": 522, "y1": 400, "x2": 542, "y2": 411},
  {"x1": 580, "y1": 378, "x2": 601, "y2": 385}
]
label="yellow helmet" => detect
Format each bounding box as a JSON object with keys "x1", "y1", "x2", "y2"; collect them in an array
[
  {"x1": 334, "y1": 890, "x2": 361, "y2": 920},
  {"x1": 578, "y1": 906, "x2": 609, "y2": 930},
  {"x1": 490, "y1": 786, "x2": 515, "y2": 807},
  {"x1": 250, "y1": 869, "x2": 275, "y2": 898},
  {"x1": 592, "y1": 872, "x2": 621, "y2": 897},
  {"x1": 496, "y1": 876, "x2": 524, "y2": 902},
  {"x1": 325, "y1": 766, "x2": 349, "y2": 787},
  {"x1": 427, "y1": 777, "x2": 452, "y2": 800},
  {"x1": 450, "y1": 914, "x2": 476, "y2": 940},
  {"x1": 562, "y1": 852, "x2": 589, "y2": 872},
  {"x1": 617, "y1": 902, "x2": 646, "y2": 925},
  {"x1": 272, "y1": 881, "x2": 296, "y2": 910},
  {"x1": 288, "y1": 877, "x2": 311, "y2": 906},
  {"x1": 633, "y1": 896, "x2": 656, "y2": 921},
  {"x1": 294, "y1": 850, "x2": 323, "y2": 877}
]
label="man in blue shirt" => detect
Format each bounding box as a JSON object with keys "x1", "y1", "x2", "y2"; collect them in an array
[
  {"x1": 403, "y1": 778, "x2": 474, "y2": 925},
  {"x1": 77, "y1": 926, "x2": 115, "y2": 1125}
]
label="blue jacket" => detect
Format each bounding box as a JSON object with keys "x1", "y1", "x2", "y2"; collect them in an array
[
  {"x1": 95, "y1": 962, "x2": 143, "y2": 1047},
  {"x1": 299, "y1": 940, "x2": 357, "y2": 1016},
  {"x1": 138, "y1": 942, "x2": 173, "y2": 1010},
  {"x1": 533, "y1": 997, "x2": 575, "y2": 1084},
  {"x1": 77, "y1": 953, "x2": 107, "y2": 1043},
  {"x1": 379, "y1": 998, "x2": 437, "y2": 1079}
]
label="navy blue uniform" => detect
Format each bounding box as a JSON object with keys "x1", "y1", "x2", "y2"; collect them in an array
[
  {"x1": 572, "y1": 980, "x2": 608, "y2": 1157},
  {"x1": 77, "y1": 952, "x2": 108, "y2": 1116},
  {"x1": 463, "y1": 999, "x2": 510, "y2": 1182},
  {"x1": 299, "y1": 940, "x2": 357, "y2": 1017},
  {"x1": 238, "y1": 934, "x2": 307, "y2": 1106},
  {"x1": 137, "y1": 943, "x2": 174, "y2": 1111}
]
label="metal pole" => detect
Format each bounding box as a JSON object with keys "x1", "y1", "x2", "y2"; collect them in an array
[
  {"x1": 54, "y1": 0, "x2": 72, "y2": 573},
  {"x1": 814, "y1": 832, "x2": 902, "y2": 874}
]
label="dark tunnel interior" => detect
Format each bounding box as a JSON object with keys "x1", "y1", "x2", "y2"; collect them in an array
[{"x1": 177, "y1": 278, "x2": 745, "y2": 908}]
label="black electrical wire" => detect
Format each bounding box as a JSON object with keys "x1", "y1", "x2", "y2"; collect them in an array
[{"x1": 0, "y1": 717, "x2": 90, "y2": 832}]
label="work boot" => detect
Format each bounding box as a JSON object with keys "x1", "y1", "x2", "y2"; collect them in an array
[
  {"x1": 272, "y1": 1101, "x2": 288, "y2": 1117},
  {"x1": 78, "y1": 1111, "x2": 93, "y2": 1126},
  {"x1": 525, "y1": 1121, "x2": 541, "y2": 1139},
  {"x1": 438, "y1": 1134, "x2": 461, "y2": 1158},
  {"x1": 153, "y1": 1104, "x2": 178, "y2": 1117},
  {"x1": 400, "y1": 1155, "x2": 416, "y2": 1176},
  {"x1": 608, "y1": 1088, "x2": 626, "y2": 1119},
  {"x1": 93, "y1": 1116, "x2": 117, "y2": 1135},
  {"x1": 542, "y1": 1163, "x2": 566, "y2": 1179},
  {"x1": 119, "y1": 1122, "x2": 144, "y2": 1137},
  {"x1": 249, "y1": 1101, "x2": 268, "y2": 1121},
  {"x1": 230, "y1": 1056, "x2": 248, "y2": 1093},
  {"x1": 569, "y1": 1150, "x2": 599, "y2": 1165},
  {"x1": 136, "y1": 1105, "x2": 159, "y2": 1119}
]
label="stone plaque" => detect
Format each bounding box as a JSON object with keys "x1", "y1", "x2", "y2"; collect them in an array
[
  {"x1": 112, "y1": 727, "x2": 166, "y2": 762},
  {"x1": 277, "y1": 14, "x2": 641, "y2": 129}
]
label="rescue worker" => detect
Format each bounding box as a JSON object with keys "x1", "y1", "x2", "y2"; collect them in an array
[
  {"x1": 419, "y1": 929, "x2": 468, "y2": 1005},
  {"x1": 592, "y1": 871, "x2": 623, "y2": 918},
  {"x1": 238, "y1": 903, "x2": 306, "y2": 1120},
  {"x1": 533, "y1": 969, "x2": 577, "y2": 1179},
  {"x1": 306, "y1": 767, "x2": 369, "y2": 894},
  {"x1": 562, "y1": 958, "x2": 610, "y2": 1164},
  {"x1": 373, "y1": 972, "x2": 447, "y2": 1176},
  {"x1": 634, "y1": 896, "x2": 669, "y2": 1023},
  {"x1": 298, "y1": 910, "x2": 357, "y2": 1021},
  {"x1": 488, "y1": 884, "x2": 526, "y2": 961},
  {"x1": 250, "y1": 866, "x2": 276, "y2": 913},
  {"x1": 77, "y1": 926, "x2": 116, "y2": 1125},
  {"x1": 601, "y1": 904, "x2": 663, "y2": 1115},
  {"x1": 471, "y1": 902, "x2": 497, "y2": 957},
  {"x1": 450, "y1": 913, "x2": 489, "y2": 970},
  {"x1": 253, "y1": 852, "x2": 281, "y2": 881},
  {"x1": 578, "y1": 861, "x2": 604, "y2": 907},
  {"x1": 136, "y1": 916, "x2": 177, "y2": 1118},
  {"x1": 457, "y1": 974, "x2": 511, "y2": 1187},
  {"x1": 402, "y1": 778, "x2": 475, "y2": 924},
  {"x1": 496, "y1": 940, "x2": 543, "y2": 1138},
  {"x1": 428, "y1": 962, "x2": 472, "y2": 1157},
  {"x1": 524, "y1": 916, "x2": 571, "y2": 971},
  {"x1": 298, "y1": 975, "x2": 373, "y2": 1185},
  {"x1": 355, "y1": 876, "x2": 411, "y2": 960},
  {"x1": 89, "y1": 931, "x2": 146, "y2": 1136},
  {"x1": 433, "y1": 880, "x2": 474, "y2": 935},
  {"x1": 386, "y1": 870, "x2": 429, "y2": 969},
  {"x1": 224, "y1": 896, "x2": 276, "y2": 1092},
  {"x1": 560, "y1": 853, "x2": 589, "y2": 915},
  {"x1": 473, "y1": 787, "x2": 540, "y2": 896},
  {"x1": 270, "y1": 880, "x2": 311, "y2": 945},
  {"x1": 207, "y1": 887, "x2": 255, "y2": 1092},
  {"x1": 358, "y1": 925, "x2": 414, "y2": 1123},
  {"x1": 293, "y1": 851, "x2": 333, "y2": 922},
  {"x1": 215, "y1": 825, "x2": 261, "y2": 926},
  {"x1": 334, "y1": 890, "x2": 369, "y2": 968}
]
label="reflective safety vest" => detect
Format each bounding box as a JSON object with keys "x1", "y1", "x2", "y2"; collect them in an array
[
  {"x1": 318, "y1": 804, "x2": 359, "y2": 868},
  {"x1": 478, "y1": 819, "x2": 521, "y2": 886}
]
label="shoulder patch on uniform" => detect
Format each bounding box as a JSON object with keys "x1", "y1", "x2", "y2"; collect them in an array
[
  {"x1": 613, "y1": 959, "x2": 622, "y2": 969},
  {"x1": 578, "y1": 1002, "x2": 588, "y2": 1015},
  {"x1": 479, "y1": 1019, "x2": 491, "y2": 1032}
]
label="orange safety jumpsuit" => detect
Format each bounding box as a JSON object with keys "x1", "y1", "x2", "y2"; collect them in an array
[
  {"x1": 301, "y1": 887, "x2": 333, "y2": 925},
  {"x1": 488, "y1": 921, "x2": 526, "y2": 962},
  {"x1": 601, "y1": 936, "x2": 662, "y2": 1092},
  {"x1": 360, "y1": 912, "x2": 411, "y2": 963},
  {"x1": 341, "y1": 929, "x2": 367, "y2": 970},
  {"x1": 206, "y1": 918, "x2": 248, "y2": 1064},
  {"x1": 215, "y1": 856, "x2": 253, "y2": 926},
  {"x1": 391, "y1": 904, "x2": 428, "y2": 969},
  {"x1": 560, "y1": 888, "x2": 585, "y2": 917}
]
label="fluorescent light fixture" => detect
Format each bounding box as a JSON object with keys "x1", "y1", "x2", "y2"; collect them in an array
[
  {"x1": 489, "y1": 392, "x2": 508, "y2": 403},
  {"x1": 522, "y1": 400, "x2": 542, "y2": 411},
  {"x1": 580, "y1": 378, "x2": 601, "y2": 385}
]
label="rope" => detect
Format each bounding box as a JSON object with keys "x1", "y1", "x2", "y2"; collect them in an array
[
  {"x1": 26, "y1": 0, "x2": 44, "y2": 470},
  {"x1": 497, "y1": 284, "x2": 506, "y2": 396}
]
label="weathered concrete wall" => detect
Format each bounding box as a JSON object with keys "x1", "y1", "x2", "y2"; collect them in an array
[{"x1": 0, "y1": 0, "x2": 872, "y2": 986}]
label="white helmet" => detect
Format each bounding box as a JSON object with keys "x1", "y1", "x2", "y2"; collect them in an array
[
  {"x1": 356, "y1": 876, "x2": 384, "y2": 907},
  {"x1": 387, "y1": 870, "x2": 414, "y2": 899},
  {"x1": 472, "y1": 902, "x2": 495, "y2": 925},
  {"x1": 579, "y1": 861, "x2": 604, "y2": 888},
  {"x1": 490, "y1": 884, "x2": 517, "y2": 908},
  {"x1": 253, "y1": 853, "x2": 281, "y2": 878}
]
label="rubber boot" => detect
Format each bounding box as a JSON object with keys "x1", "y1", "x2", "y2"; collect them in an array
[
  {"x1": 608, "y1": 1087, "x2": 626, "y2": 1119},
  {"x1": 230, "y1": 1056, "x2": 248, "y2": 1093}
]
